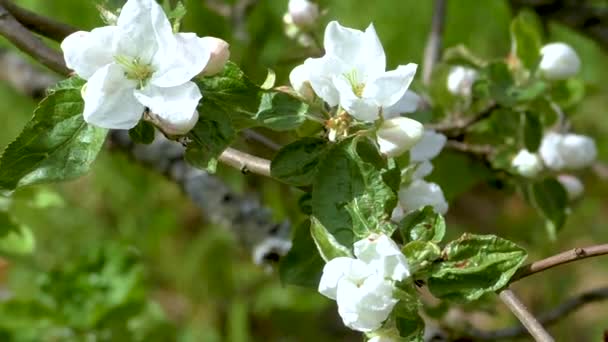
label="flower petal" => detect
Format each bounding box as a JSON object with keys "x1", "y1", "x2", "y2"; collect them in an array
[
  {"x1": 363, "y1": 63, "x2": 417, "y2": 108},
  {"x1": 399, "y1": 180, "x2": 448, "y2": 215},
  {"x1": 383, "y1": 90, "x2": 420, "y2": 119},
  {"x1": 410, "y1": 130, "x2": 447, "y2": 162},
  {"x1": 134, "y1": 82, "x2": 202, "y2": 135},
  {"x1": 333, "y1": 75, "x2": 379, "y2": 122},
  {"x1": 354, "y1": 234, "x2": 410, "y2": 282},
  {"x1": 61, "y1": 27, "x2": 116, "y2": 79},
  {"x1": 318, "y1": 257, "x2": 357, "y2": 300},
  {"x1": 151, "y1": 33, "x2": 211, "y2": 87},
  {"x1": 305, "y1": 55, "x2": 348, "y2": 107},
  {"x1": 83, "y1": 63, "x2": 143, "y2": 129}
]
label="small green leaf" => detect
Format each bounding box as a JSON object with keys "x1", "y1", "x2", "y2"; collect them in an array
[
  {"x1": 428, "y1": 234, "x2": 527, "y2": 301},
  {"x1": 129, "y1": 121, "x2": 156, "y2": 145},
  {"x1": 510, "y1": 10, "x2": 543, "y2": 71},
  {"x1": 523, "y1": 112, "x2": 543, "y2": 152},
  {"x1": 402, "y1": 241, "x2": 441, "y2": 275},
  {"x1": 550, "y1": 79, "x2": 585, "y2": 110},
  {"x1": 399, "y1": 206, "x2": 446, "y2": 243},
  {"x1": 271, "y1": 137, "x2": 327, "y2": 186},
  {"x1": 529, "y1": 178, "x2": 568, "y2": 236},
  {"x1": 310, "y1": 217, "x2": 352, "y2": 261},
  {"x1": 279, "y1": 221, "x2": 325, "y2": 288},
  {"x1": 255, "y1": 92, "x2": 309, "y2": 131},
  {"x1": 185, "y1": 109, "x2": 236, "y2": 173},
  {"x1": 260, "y1": 69, "x2": 276, "y2": 90},
  {"x1": 0, "y1": 211, "x2": 34, "y2": 255},
  {"x1": 513, "y1": 81, "x2": 547, "y2": 103},
  {"x1": 484, "y1": 62, "x2": 516, "y2": 107},
  {"x1": 443, "y1": 44, "x2": 486, "y2": 68},
  {"x1": 0, "y1": 77, "x2": 108, "y2": 191},
  {"x1": 393, "y1": 291, "x2": 425, "y2": 341}
]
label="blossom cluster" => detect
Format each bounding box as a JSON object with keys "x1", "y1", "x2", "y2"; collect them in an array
[{"x1": 318, "y1": 234, "x2": 409, "y2": 333}]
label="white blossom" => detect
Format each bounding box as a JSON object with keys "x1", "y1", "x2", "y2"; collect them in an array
[
  {"x1": 539, "y1": 132, "x2": 597, "y2": 170},
  {"x1": 409, "y1": 130, "x2": 446, "y2": 179},
  {"x1": 447, "y1": 66, "x2": 478, "y2": 97},
  {"x1": 512, "y1": 149, "x2": 543, "y2": 178},
  {"x1": 318, "y1": 234, "x2": 410, "y2": 332},
  {"x1": 289, "y1": 63, "x2": 315, "y2": 101},
  {"x1": 399, "y1": 179, "x2": 448, "y2": 215},
  {"x1": 368, "y1": 335, "x2": 397, "y2": 342},
  {"x1": 288, "y1": 0, "x2": 319, "y2": 29},
  {"x1": 539, "y1": 42, "x2": 581, "y2": 80},
  {"x1": 61, "y1": 0, "x2": 213, "y2": 133},
  {"x1": 557, "y1": 174, "x2": 584, "y2": 200},
  {"x1": 383, "y1": 90, "x2": 421, "y2": 119},
  {"x1": 302, "y1": 21, "x2": 418, "y2": 122},
  {"x1": 200, "y1": 37, "x2": 230, "y2": 76},
  {"x1": 376, "y1": 117, "x2": 424, "y2": 157}
]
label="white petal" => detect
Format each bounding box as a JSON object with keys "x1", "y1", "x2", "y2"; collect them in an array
[
  {"x1": 288, "y1": 0, "x2": 319, "y2": 28},
  {"x1": 511, "y1": 149, "x2": 543, "y2": 178},
  {"x1": 115, "y1": 0, "x2": 171, "y2": 62},
  {"x1": 333, "y1": 75, "x2": 379, "y2": 121},
  {"x1": 151, "y1": 33, "x2": 211, "y2": 87},
  {"x1": 376, "y1": 117, "x2": 424, "y2": 157},
  {"x1": 399, "y1": 180, "x2": 448, "y2": 215},
  {"x1": 447, "y1": 66, "x2": 478, "y2": 97},
  {"x1": 410, "y1": 130, "x2": 447, "y2": 162},
  {"x1": 384, "y1": 90, "x2": 421, "y2": 118},
  {"x1": 83, "y1": 63, "x2": 143, "y2": 129},
  {"x1": 305, "y1": 55, "x2": 348, "y2": 106},
  {"x1": 61, "y1": 27, "x2": 116, "y2": 79},
  {"x1": 557, "y1": 174, "x2": 584, "y2": 200},
  {"x1": 559, "y1": 133, "x2": 597, "y2": 169},
  {"x1": 413, "y1": 160, "x2": 434, "y2": 180},
  {"x1": 200, "y1": 36, "x2": 230, "y2": 76},
  {"x1": 540, "y1": 43, "x2": 581, "y2": 80},
  {"x1": 363, "y1": 64, "x2": 418, "y2": 108},
  {"x1": 289, "y1": 64, "x2": 315, "y2": 101},
  {"x1": 354, "y1": 234, "x2": 410, "y2": 281},
  {"x1": 318, "y1": 257, "x2": 358, "y2": 300},
  {"x1": 539, "y1": 132, "x2": 565, "y2": 170},
  {"x1": 134, "y1": 82, "x2": 202, "y2": 135}
]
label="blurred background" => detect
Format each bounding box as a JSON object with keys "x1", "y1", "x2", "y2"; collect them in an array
[{"x1": 0, "y1": 0, "x2": 607, "y2": 341}]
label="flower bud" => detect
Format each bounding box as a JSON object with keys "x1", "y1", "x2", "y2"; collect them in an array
[
  {"x1": 399, "y1": 180, "x2": 448, "y2": 215},
  {"x1": 289, "y1": 64, "x2": 315, "y2": 101},
  {"x1": 368, "y1": 335, "x2": 397, "y2": 342},
  {"x1": 377, "y1": 117, "x2": 424, "y2": 158},
  {"x1": 511, "y1": 149, "x2": 543, "y2": 178},
  {"x1": 540, "y1": 132, "x2": 597, "y2": 170},
  {"x1": 146, "y1": 110, "x2": 199, "y2": 136},
  {"x1": 557, "y1": 174, "x2": 584, "y2": 200},
  {"x1": 447, "y1": 66, "x2": 478, "y2": 97},
  {"x1": 539, "y1": 43, "x2": 580, "y2": 80},
  {"x1": 288, "y1": 0, "x2": 319, "y2": 29},
  {"x1": 200, "y1": 37, "x2": 230, "y2": 76}
]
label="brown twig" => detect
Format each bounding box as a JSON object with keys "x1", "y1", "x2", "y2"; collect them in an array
[
  {"x1": 422, "y1": 0, "x2": 447, "y2": 85},
  {"x1": 497, "y1": 289, "x2": 555, "y2": 341},
  {"x1": 218, "y1": 147, "x2": 271, "y2": 177},
  {"x1": 444, "y1": 140, "x2": 494, "y2": 157},
  {"x1": 427, "y1": 101, "x2": 498, "y2": 137},
  {"x1": 511, "y1": 244, "x2": 608, "y2": 283},
  {"x1": 0, "y1": 4, "x2": 69, "y2": 75},
  {"x1": 0, "y1": 0, "x2": 76, "y2": 42}
]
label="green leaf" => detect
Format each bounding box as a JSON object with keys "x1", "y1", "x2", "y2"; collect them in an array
[
  {"x1": 484, "y1": 62, "x2": 516, "y2": 107},
  {"x1": 529, "y1": 178, "x2": 568, "y2": 237},
  {"x1": 312, "y1": 138, "x2": 397, "y2": 246},
  {"x1": 0, "y1": 77, "x2": 108, "y2": 191},
  {"x1": 428, "y1": 234, "x2": 527, "y2": 301},
  {"x1": 513, "y1": 81, "x2": 547, "y2": 103},
  {"x1": 271, "y1": 138, "x2": 327, "y2": 186},
  {"x1": 255, "y1": 92, "x2": 308, "y2": 131},
  {"x1": 279, "y1": 220, "x2": 324, "y2": 288},
  {"x1": 393, "y1": 289, "x2": 425, "y2": 341},
  {"x1": 0, "y1": 211, "x2": 35, "y2": 255},
  {"x1": 310, "y1": 217, "x2": 352, "y2": 261},
  {"x1": 510, "y1": 10, "x2": 543, "y2": 71},
  {"x1": 185, "y1": 109, "x2": 236, "y2": 173},
  {"x1": 523, "y1": 112, "x2": 543, "y2": 152},
  {"x1": 402, "y1": 241, "x2": 441, "y2": 276},
  {"x1": 129, "y1": 121, "x2": 156, "y2": 145},
  {"x1": 399, "y1": 206, "x2": 446, "y2": 243},
  {"x1": 550, "y1": 79, "x2": 585, "y2": 110},
  {"x1": 443, "y1": 44, "x2": 486, "y2": 68}
]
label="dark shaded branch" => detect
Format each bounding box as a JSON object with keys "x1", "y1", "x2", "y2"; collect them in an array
[
  {"x1": 427, "y1": 101, "x2": 498, "y2": 138},
  {"x1": 0, "y1": 4, "x2": 69, "y2": 75},
  {"x1": 0, "y1": 0, "x2": 76, "y2": 42},
  {"x1": 422, "y1": 0, "x2": 447, "y2": 85},
  {"x1": 497, "y1": 289, "x2": 555, "y2": 342}
]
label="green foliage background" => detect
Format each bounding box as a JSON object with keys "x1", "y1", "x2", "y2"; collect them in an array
[{"x1": 0, "y1": 0, "x2": 607, "y2": 340}]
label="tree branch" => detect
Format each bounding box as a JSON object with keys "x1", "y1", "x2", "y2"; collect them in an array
[
  {"x1": 422, "y1": 0, "x2": 447, "y2": 85},
  {"x1": 497, "y1": 289, "x2": 555, "y2": 341},
  {"x1": 0, "y1": 0, "x2": 76, "y2": 42},
  {"x1": 511, "y1": 243, "x2": 608, "y2": 282},
  {"x1": 0, "y1": 4, "x2": 69, "y2": 75},
  {"x1": 218, "y1": 147, "x2": 272, "y2": 177}
]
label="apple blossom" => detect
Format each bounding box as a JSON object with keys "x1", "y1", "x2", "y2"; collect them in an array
[
  {"x1": 289, "y1": 64, "x2": 315, "y2": 101},
  {"x1": 409, "y1": 130, "x2": 447, "y2": 179},
  {"x1": 200, "y1": 37, "x2": 230, "y2": 76},
  {"x1": 302, "y1": 21, "x2": 418, "y2": 122},
  {"x1": 512, "y1": 149, "x2": 543, "y2": 178},
  {"x1": 447, "y1": 66, "x2": 478, "y2": 97},
  {"x1": 318, "y1": 234, "x2": 410, "y2": 332},
  {"x1": 557, "y1": 174, "x2": 584, "y2": 200},
  {"x1": 539, "y1": 43, "x2": 581, "y2": 80},
  {"x1": 399, "y1": 179, "x2": 448, "y2": 215},
  {"x1": 539, "y1": 132, "x2": 597, "y2": 170},
  {"x1": 376, "y1": 117, "x2": 424, "y2": 157},
  {"x1": 383, "y1": 90, "x2": 421, "y2": 119},
  {"x1": 288, "y1": 0, "x2": 319, "y2": 29},
  {"x1": 61, "y1": 0, "x2": 214, "y2": 133}
]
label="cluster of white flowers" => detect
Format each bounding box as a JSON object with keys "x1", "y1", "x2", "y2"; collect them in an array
[
  {"x1": 61, "y1": 0, "x2": 230, "y2": 135},
  {"x1": 318, "y1": 233, "x2": 409, "y2": 332},
  {"x1": 289, "y1": 21, "x2": 424, "y2": 157}
]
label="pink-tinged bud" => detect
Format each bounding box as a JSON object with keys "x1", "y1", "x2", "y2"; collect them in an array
[
  {"x1": 288, "y1": 0, "x2": 319, "y2": 29},
  {"x1": 201, "y1": 37, "x2": 230, "y2": 76},
  {"x1": 146, "y1": 110, "x2": 199, "y2": 136}
]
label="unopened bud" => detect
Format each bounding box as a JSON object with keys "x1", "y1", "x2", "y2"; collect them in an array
[
  {"x1": 512, "y1": 149, "x2": 543, "y2": 178},
  {"x1": 200, "y1": 37, "x2": 230, "y2": 76},
  {"x1": 447, "y1": 66, "x2": 478, "y2": 97},
  {"x1": 539, "y1": 42, "x2": 580, "y2": 80},
  {"x1": 288, "y1": 0, "x2": 319, "y2": 29},
  {"x1": 289, "y1": 64, "x2": 315, "y2": 101},
  {"x1": 540, "y1": 132, "x2": 596, "y2": 170},
  {"x1": 146, "y1": 110, "x2": 199, "y2": 136},
  {"x1": 376, "y1": 117, "x2": 424, "y2": 158},
  {"x1": 557, "y1": 174, "x2": 584, "y2": 200}
]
